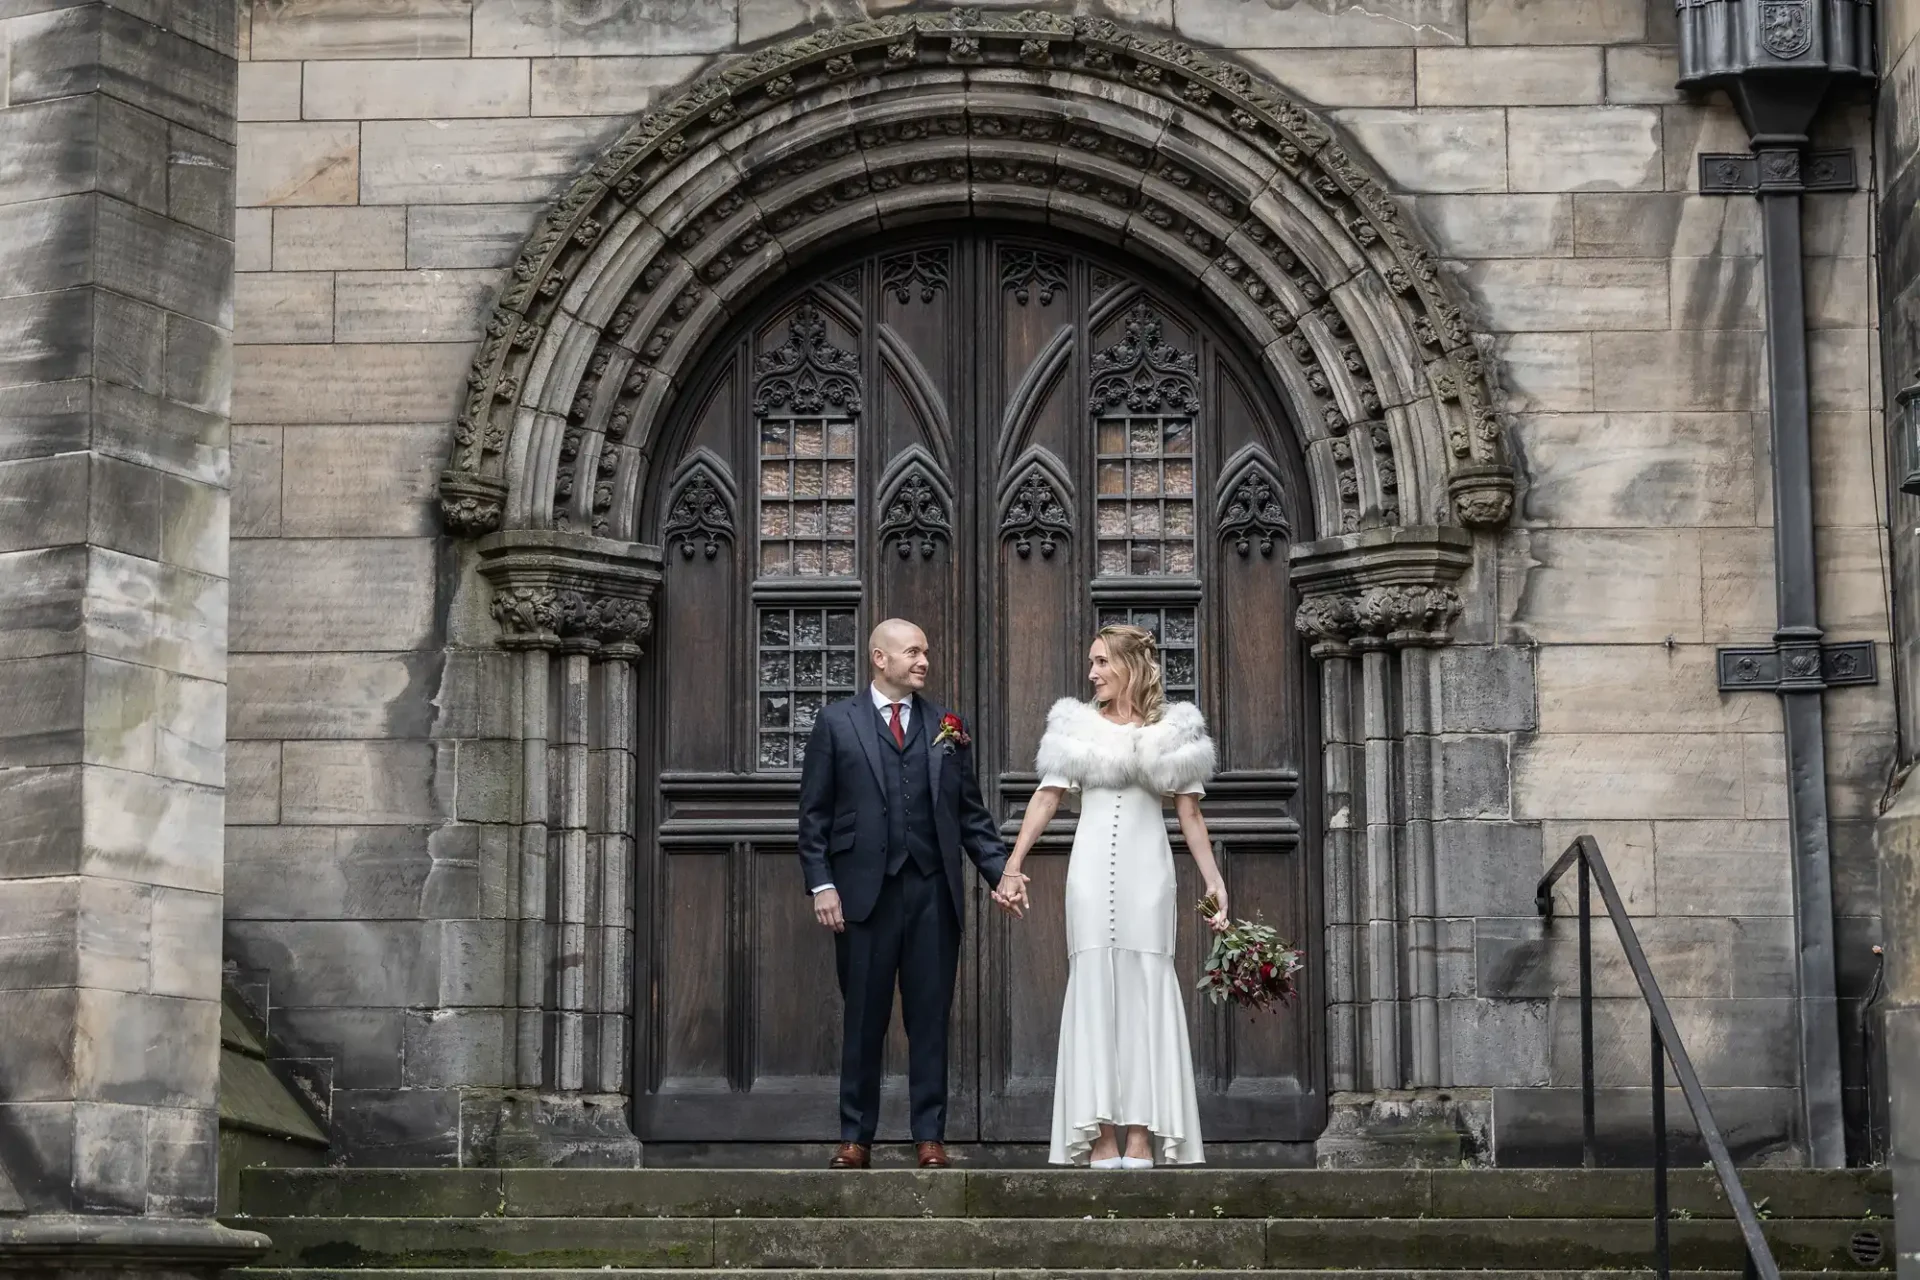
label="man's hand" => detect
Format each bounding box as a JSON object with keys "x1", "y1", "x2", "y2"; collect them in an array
[
  {"x1": 992, "y1": 870, "x2": 1030, "y2": 919},
  {"x1": 813, "y1": 887, "x2": 846, "y2": 933}
]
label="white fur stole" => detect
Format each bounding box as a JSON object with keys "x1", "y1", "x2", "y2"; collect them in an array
[{"x1": 1033, "y1": 697, "x2": 1215, "y2": 795}]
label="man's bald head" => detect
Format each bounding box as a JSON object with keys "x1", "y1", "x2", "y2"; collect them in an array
[{"x1": 869, "y1": 618, "x2": 930, "y2": 698}]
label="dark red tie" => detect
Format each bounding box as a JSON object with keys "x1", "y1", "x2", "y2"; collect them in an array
[{"x1": 889, "y1": 702, "x2": 906, "y2": 748}]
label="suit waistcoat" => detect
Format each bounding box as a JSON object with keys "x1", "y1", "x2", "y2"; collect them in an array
[{"x1": 877, "y1": 704, "x2": 940, "y2": 877}]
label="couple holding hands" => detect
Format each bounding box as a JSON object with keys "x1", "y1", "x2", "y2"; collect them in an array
[{"x1": 796, "y1": 617, "x2": 1225, "y2": 1170}]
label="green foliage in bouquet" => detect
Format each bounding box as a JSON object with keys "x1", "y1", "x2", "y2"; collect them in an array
[{"x1": 1195, "y1": 894, "x2": 1304, "y2": 1014}]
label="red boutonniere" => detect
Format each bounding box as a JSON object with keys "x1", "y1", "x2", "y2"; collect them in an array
[{"x1": 933, "y1": 713, "x2": 970, "y2": 749}]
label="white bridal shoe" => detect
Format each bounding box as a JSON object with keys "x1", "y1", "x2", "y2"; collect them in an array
[
  {"x1": 1089, "y1": 1156, "x2": 1124, "y2": 1170},
  {"x1": 1119, "y1": 1156, "x2": 1153, "y2": 1170}
]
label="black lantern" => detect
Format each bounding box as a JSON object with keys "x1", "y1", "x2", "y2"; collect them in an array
[{"x1": 1900, "y1": 371, "x2": 1920, "y2": 497}]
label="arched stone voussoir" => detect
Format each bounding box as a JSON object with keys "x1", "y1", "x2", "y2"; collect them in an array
[
  {"x1": 1151, "y1": 124, "x2": 1273, "y2": 216},
  {"x1": 528, "y1": 312, "x2": 604, "y2": 424},
  {"x1": 639, "y1": 284, "x2": 738, "y2": 400},
  {"x1": 766, "y1": 187, "x2": 892, "y2": 265},
  {"x1": 1242, "y1": 183, "x2": 1367, "y2": 308},
  {"x1": 1384, "y1": 398, "x2": 1452, "y2": 528},
  {"x1": 1329, "y1": 270, "x2": 1428, "y2": 413},
  {"x1": 436, "y1": 9, "x2": 1512, "y2": 543},
  {"x1": 1124, "y1": 214, "x2": 1221, "y2": 293},
  {"x1": 560, "y1": 211, "x2": 668, "y2": 333}
]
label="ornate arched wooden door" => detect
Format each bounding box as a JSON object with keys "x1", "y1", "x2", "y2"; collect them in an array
[{"x1": 636, "y1": 228, "x2": 1323, "y2": 1147}]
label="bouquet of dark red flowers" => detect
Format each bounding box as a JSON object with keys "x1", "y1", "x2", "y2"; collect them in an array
[{"x1": 1195, "y1": 894, "x2": 1303, "y2": 1014}]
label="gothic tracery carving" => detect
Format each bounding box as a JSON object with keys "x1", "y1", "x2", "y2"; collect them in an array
[
  {"x1": 663, "y1": 454, "x2": 736, "y2": 560},
  {"x1": 999, "y1": 449, "x2": 1075, "y2": 560},
  {"x1": 1216, "y1": 449, "x2": 1290, "y2": 559},
  {"x1": 880, "y1": 248, "x2": 951, "y2": 303},
  {"x1": 876, "y1": 451, "x2": 953, "y2": 560},
  {"x1": 1000, "y1": 247, "x2": 1069, "y2": 306},
  {"x1": 1088, "y1": 303, "x2": 1200, "y2": 416},
  {"x1": 751, "y1": 301, "x2": 862, "y2": 417}
]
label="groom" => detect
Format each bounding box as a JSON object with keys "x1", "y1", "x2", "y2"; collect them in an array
[{"x1": 796, "y1": 618, "x2": 1027, "y2": 1169}]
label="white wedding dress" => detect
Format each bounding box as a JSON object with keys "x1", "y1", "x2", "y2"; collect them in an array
[{"x1": 1035, "y1": 698, "x2": 1215, "y2": 1166}]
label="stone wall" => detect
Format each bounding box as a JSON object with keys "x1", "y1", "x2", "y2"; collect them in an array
[
  {"x1": 223, "y1": 0, "x2": 1895, "y2": 1164},
  {"x1": 1874, "y1": 0, "x2": 1920, "y2": 1267},
  {"x1": 0, "y1": 0, "x2": 265, "y2": 1259}
]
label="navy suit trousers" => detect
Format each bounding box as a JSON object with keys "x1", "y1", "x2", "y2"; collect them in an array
[{"x1": 834, "y1": 860, "x2": 960, "y2": 1143}]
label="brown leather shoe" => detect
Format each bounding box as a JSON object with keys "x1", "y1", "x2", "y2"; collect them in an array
[
  {"x1": 829, "y1": 1142, "x2": 870, "y2": 1169},
  {"x1": 917, "y1": 1141, "x2": 950, "y2": 1168}
]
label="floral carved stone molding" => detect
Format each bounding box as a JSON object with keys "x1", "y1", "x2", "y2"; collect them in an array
[
  {"x1": 435, "y1": 9, "x2": 1514, "y2": 545},
  {"x1": 1290, "y1": 524, "x2": 1473, "y2": 651},
  {"x1": 477, "y1": 530, "x2": 665, "y2": 658}
]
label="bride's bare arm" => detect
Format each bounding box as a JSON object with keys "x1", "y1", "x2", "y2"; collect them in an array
[
  {"x1": 1175, "y1": 793, "x2": 1229, "y2": 930},
  {"x1": 1003, "y1": 786, "x2": 1064, "y2": 880}
]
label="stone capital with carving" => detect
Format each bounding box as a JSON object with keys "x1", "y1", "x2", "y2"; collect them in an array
[
  {"x1": 476, "y1": 529, "x2": 663, "y2": 658},
  {"x1": 1448, "y1": 463, "x2": 1515, "y2": 530},
  {"x1": 1295, "y1": 592, "x2": 1360, "y2": 657},
  {"x1": 1352, "y1": 583, "x2": 1463, "y2": 646},
  {"x1": 441, "y1": 469, "x2": 509, "y2": 537},
  {"x1": 1290, "y1": 525, "x2": 1473, "y2": 653}
]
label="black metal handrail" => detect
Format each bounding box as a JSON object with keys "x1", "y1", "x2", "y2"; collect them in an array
[{"x1": 1536, "y1": 835, "x2": 1780, "y2": 1280}]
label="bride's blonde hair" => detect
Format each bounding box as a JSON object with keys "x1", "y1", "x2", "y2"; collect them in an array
[{"x1": 1094, "y1": 624, "x2": 1166, "y2": 725}]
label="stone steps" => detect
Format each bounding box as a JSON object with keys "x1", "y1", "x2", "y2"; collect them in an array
[
  {"x1": 238, "y1": 1213, "x2": 1887, "y2": 1272},
  {"x1": 235, "y1": 1168, "x2": 1890, "y2": 1220},
  {"x1": 237, "y1": 1271, "x2": 1864, "y2": 1280},
  {"x1": 228, "y1": 1169, "x2": 1893, "y2": 1275}
]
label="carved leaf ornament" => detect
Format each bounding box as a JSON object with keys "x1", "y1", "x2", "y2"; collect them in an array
[
  {"x1": 1088, "y1": 303, "x2": 1200, "y2": 416},
  {"x1": 436, "y1": 9, "x2": 1512, "y2": 543},
  {"x1": 1218, "y1": 463, "x2": 1290, "y2": 559},
  {"x1": 751, "y1": 302, "x2": 861, "y2": 418},
  {"x1": 664, "y1": 467, "x2": 735, "y2": 560},
  {"x1": 878, "y1": 463, "x2": 953, "y2": 559},
  {"x1": 1002, "y1": 467, "x2": 1072, "y2": 559}
]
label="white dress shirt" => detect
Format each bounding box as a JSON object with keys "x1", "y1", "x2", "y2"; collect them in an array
[
  {"x1": 870, "y1": 682, "x2": 912, "y2": 734},
  {"x1": 813, "y1": 686, "x2": 913, "y2": 896}
]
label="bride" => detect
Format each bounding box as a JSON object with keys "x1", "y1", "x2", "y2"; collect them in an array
[{"x1": 999, "y1": 623, "x2": 1227, "y2": 1168}]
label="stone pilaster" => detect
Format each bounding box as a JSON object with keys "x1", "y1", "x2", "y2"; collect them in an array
[
  {"x1": 0, "y1": 0, "x2": 266, "y2": 1269},
  {"x1": 1293, "y1": 528, "x2": 1479, "y2": 1164},
  {"x1": 464, "y1": 530, "x2": 660, "y2": 1167}
]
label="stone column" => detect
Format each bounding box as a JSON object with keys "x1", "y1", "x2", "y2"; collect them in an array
[
  {"x1": 593, "y1": 655, "x2": 640, "y2": 1095},
  {"x1": 1356, "y1": 640, "x2": 1402, "y2": 1090},
  {"x1": 553, "y1": 649, "x2": 594, "y2": 1092},
  {"x1": 500, "y1": 631, "x2": 555, "y2": 1090},
  {"x1": 473, "y1": 530, "x2": 657, "y2": 1166},
  {"x1": 1301, "y1": 595, "x2": 1361, "y2": 1095},
  {"x1": 0, "y1": 0, "x2": 265, "y2": 1269},
  {"x1": 1398, "y1": 642, "x2": 1442, "y2": 1089},
  {"x1": 1294, "y1": 529, "x2": 1471, "y2": 1165}
]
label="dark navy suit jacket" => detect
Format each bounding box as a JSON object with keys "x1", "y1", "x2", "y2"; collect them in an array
[{"x1": 795, "y1": 692, "x2": 1008, "y2": 924}]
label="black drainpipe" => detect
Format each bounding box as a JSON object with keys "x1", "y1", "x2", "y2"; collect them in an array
[{"x1": 1676, "y1": 0, "x2": 1876, "y2": 1168}]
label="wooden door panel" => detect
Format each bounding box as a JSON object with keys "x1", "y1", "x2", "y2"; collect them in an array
[
  {"x1": 1212, "y1": 846, "x2": 1317, "y2": 1090},
  {"x1": 996, "y1": 550, "x2": 1077, "y2": 761},
  {"x1": 1221, "y1": 548, "x2": 1301, "y2": 772},
  {"x1": 659, "y1": 850, "x2": 729, "y2": 1082},
  {"x1": 636, "y1": 228, "x2": 1323, "y2": 1146},
  {"x1": 751, "y1": 847, "x2": 839, "y2": 1083},
  {"x1": 978, "y1": 836, "x2": 1071, "y2": 1139},
  {"x1": 659, "y1": 555, "x2": 738, "y2": 773}
]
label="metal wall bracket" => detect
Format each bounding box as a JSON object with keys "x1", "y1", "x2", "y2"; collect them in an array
[
  {"x1": 1716, "y1": 639, "x2": 1878, "y2": 692},
  {"x1": 1698, "y1": 149, "x2": 1858, "y2": 195}
]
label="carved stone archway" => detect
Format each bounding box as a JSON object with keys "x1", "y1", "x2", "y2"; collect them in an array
[
  {"x1": 436, "y1": 11, "x2": 1512, "y2": 544},
  {"x1": 432, "y1": 12, "x2": 1519, "y2": 1162}
]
